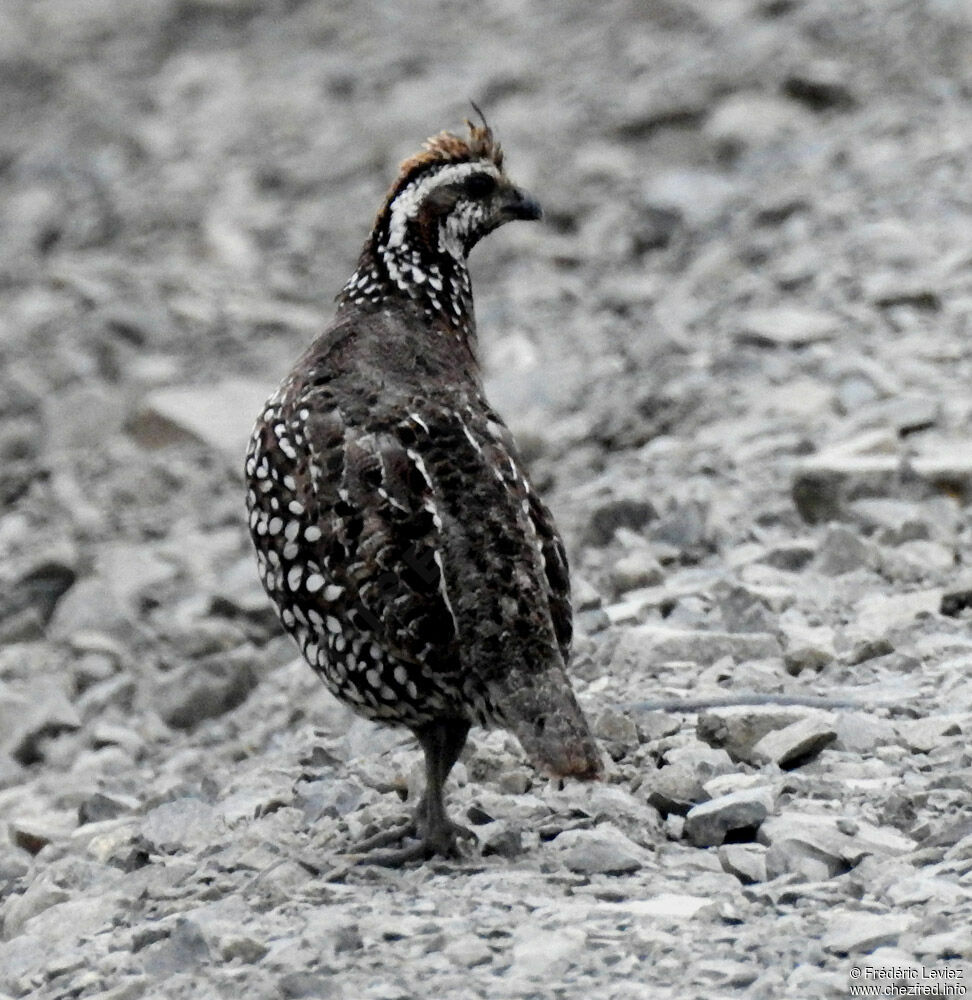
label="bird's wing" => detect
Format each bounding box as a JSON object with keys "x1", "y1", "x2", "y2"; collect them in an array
[{"x1": 261, "y1": 392, "x2": 568, "y2": 678}]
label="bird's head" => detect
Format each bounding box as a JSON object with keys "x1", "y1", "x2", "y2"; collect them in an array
[
  {"x1": 377, "y1": 110, "x2": 542, "y2": 261},
  {"x1": 341, "y1": 109, "x2": 540, "y2": 334}
]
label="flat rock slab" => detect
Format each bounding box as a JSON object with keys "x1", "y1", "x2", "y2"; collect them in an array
[
  {"x1": 760, "y1": 813, "x2": 917, "y2": 876},
  {"x1": 750, "y1": 715, "x2": 837, "y2": 768},
  {"x1": 697, "y1": 705, "x2": 815, "y2": 761},
  {"x1": 793, "y1": 436, "x2": 972, "y2": 523},
  {"x1": 613, "y1": 626, "x2": 781, "y2": 670},
  {"x1": 128, "y1": 378, "x2": 273, "y2": 462},
  {"x1": 719, "y1": 843, "x2": 768, "y2": 884},
  {"x1": 822, "y1": 912, "x2": 915, "y2": 955}
]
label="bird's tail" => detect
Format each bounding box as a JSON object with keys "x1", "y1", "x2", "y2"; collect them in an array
[{"x1": 490, "y1": 667, "x2": 603, "y2": 780}]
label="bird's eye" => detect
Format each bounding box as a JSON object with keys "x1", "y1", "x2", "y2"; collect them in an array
[{"x1": 465, "y1": 174, "x2": 497, "y2": 198}]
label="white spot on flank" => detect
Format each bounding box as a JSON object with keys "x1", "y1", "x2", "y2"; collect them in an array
[
  {"x1": 283, "y1": 542, "x2": 299, "y2": 560},
  {"x1": 267, "y1": 517, "x2": 283, "y2": 535},
  {"x1": 306, "y1": 573, "x2": 325, "y2": 593},
  {"x1": 325, "y1": 615, "x2": 342, "y2": 633},
  {"x1": 323, "y1": 584, "x2": 344, "y2": 601},
  {"x1": 285, "y1": 520, "x2": 300, "y2": 542},
  {"x1": 287, "y1": 567, "x2": 303, "y2": 590},
  {"x1": 289, "y1": 500, "x2": 304, "y2": 515},
  {"x1": 304, "y1": 525, "x2": 322, "y2": 542}
]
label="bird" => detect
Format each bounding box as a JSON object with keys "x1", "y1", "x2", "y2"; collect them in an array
[{"x1": 245, "y1": 109, "x2": 602, "y2": 864}]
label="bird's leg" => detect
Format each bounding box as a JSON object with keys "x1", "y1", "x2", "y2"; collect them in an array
[{"x1": 358, "y1": 718, "x2": 473, "y2": 866}]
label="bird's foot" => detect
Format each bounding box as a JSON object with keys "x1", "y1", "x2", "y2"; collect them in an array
[{"x1": 355, "y1": 817, "x2": 476, "y2": 867}]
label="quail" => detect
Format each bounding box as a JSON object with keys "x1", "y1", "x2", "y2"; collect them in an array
[{"x1": 245, "y1": 111, "x2": 602, "y2": 864}]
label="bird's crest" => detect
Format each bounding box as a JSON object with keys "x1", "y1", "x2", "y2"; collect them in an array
[{"x1": 397, "y1": 104, "x2": 504, "y2": 178}]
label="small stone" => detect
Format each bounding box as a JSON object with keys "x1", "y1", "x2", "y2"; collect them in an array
[
  {"x1": 705, "y1": 93, "x2": 811, "y2": 158},
  {"x1": 78, "y1": 791, "x2": 140, "y2": 825},
  {"x1": 572, "y1": 576, "x2": 602, "y2": 611},
  {"x1": 940, "y1": 579, "x2": 972, "y2": 618},
  {"x1": 765, "y1": 838, "x2": 846, "y2": 881},
  {"x1": 584, "y1": 497, "x2": 656, "y2": 546},
  {"x1": 278, "y1": 971, "x2": 342, "y2": 998},
  {"x1": 783, "y1": 61, "x2": 855, "y2": 111},
  {"x1": 643, "y1": 169, "x2": 738, "y2": 228},
  {"x1": 1, "y1": 878, "x2": 70, "y2": 936},
  {"x1": 851, "y1": 589, "x2": 943, "y2": 641},
  {"x1": 719, "y1": 843, "x2": 768, "y2": 884},
  {"x1": 509, "y1": 926, "x2": 586, "y2": 981},
  {"x1": 620, "y1": 893, "x2": 715, "y2": 920},
  {"x1": 9, "y1": 812, "x2": 77, "y2": 855},
  {"x1": 592, "y1": 707, "x2": 640, "y2": 757},
  {"x1": 478, "y1": 821, "x2": 524, "y2": 859},
  {"x1": 845, "y1": 637, "x2": 895, "y2": 665},
  {"x1": 735, "y1": 307, "x2": 839, "y2": 348},
  {"x1": 218, "y1": 934, "x2": 268, "y2": 964},
  {"x1": 444, "y1": 935, "x2": 492, "y2": 969},
  {"x1": 154, "y1": 646, "x2": 260, "y2": 729},
  {"x1": 610, "y1": 551, "x2": 664, "y2": 592},
  {"x1": 646, "y1": 761, "x2": 708, "y2": 816},
  {"x1": 895, "y1": 716, "x2": 963, "y2": 754},
  {"x1": 551, "y1": 824, "x2": 647, "y2": 874},
  {"x1": 140, "y1": 918, "x2": 211, "y2": 976},
  {"x1": 814, "y1": 526, "x2": 876, "y2": 576},
  {"x1": 913, "y1": 930, "x2": 971, "y2": 960},
  {"x1": 684, "y1": 787, "x2": 775, "y2": 848},
  {"x1": 141, "y1": 798, "x2": 224, "y2": 853},
  {"x1": 0, "y1": 678, "x2": 81, "y2": 766},
  {"x1": 849, "y1": 498, "x2": 934, "y2": 544},
  {"x1": 750, "y1": 715, "x2": 837, "y2": 768},
  {"x1": 697, "y1": 705, "x2": 813, "y2": 761}
]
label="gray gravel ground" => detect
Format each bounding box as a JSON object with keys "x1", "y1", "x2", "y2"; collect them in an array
[{"x1": 1, "y1": 1, "x2": 972, "y2": 998}]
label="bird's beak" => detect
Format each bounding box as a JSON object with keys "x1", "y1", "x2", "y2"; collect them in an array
[{"x1": 496, "y1": 186, "x2": 543, "y2": 223}]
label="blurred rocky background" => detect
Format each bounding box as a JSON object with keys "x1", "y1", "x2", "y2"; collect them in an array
[{"x1": 1, "y1": 1, "x2": 971, "y2": 997}]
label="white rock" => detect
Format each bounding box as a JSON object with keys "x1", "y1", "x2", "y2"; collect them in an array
[
  {"x1": 735, "y1": 307, "x2": 840, "y2": 348},
  {"x1": 750, "y1": 715, "x2": 837, "y2": 768},
  {"x1": 509, "y1": 926, "x2": 586, "y2": 980},
  {"x1": 684, "y1": 787, "x2": 775, "y2": 847},
  {"x1": 551, "y1": 824, "x2": 648, "y2": 874},
  {"x1": 129, "y1": 378, "x2": 273, "y2": 462},
  {"x1": 613, "y1": 626, "x2": 781, "y2": 670},
  {"x1": 822, "y1": 912, "x2": 915, "y2": 955}
]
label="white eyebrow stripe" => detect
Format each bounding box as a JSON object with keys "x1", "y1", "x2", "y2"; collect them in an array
[{"x1": 386, "y1": 162, "x2": 501, "y2": 251}]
